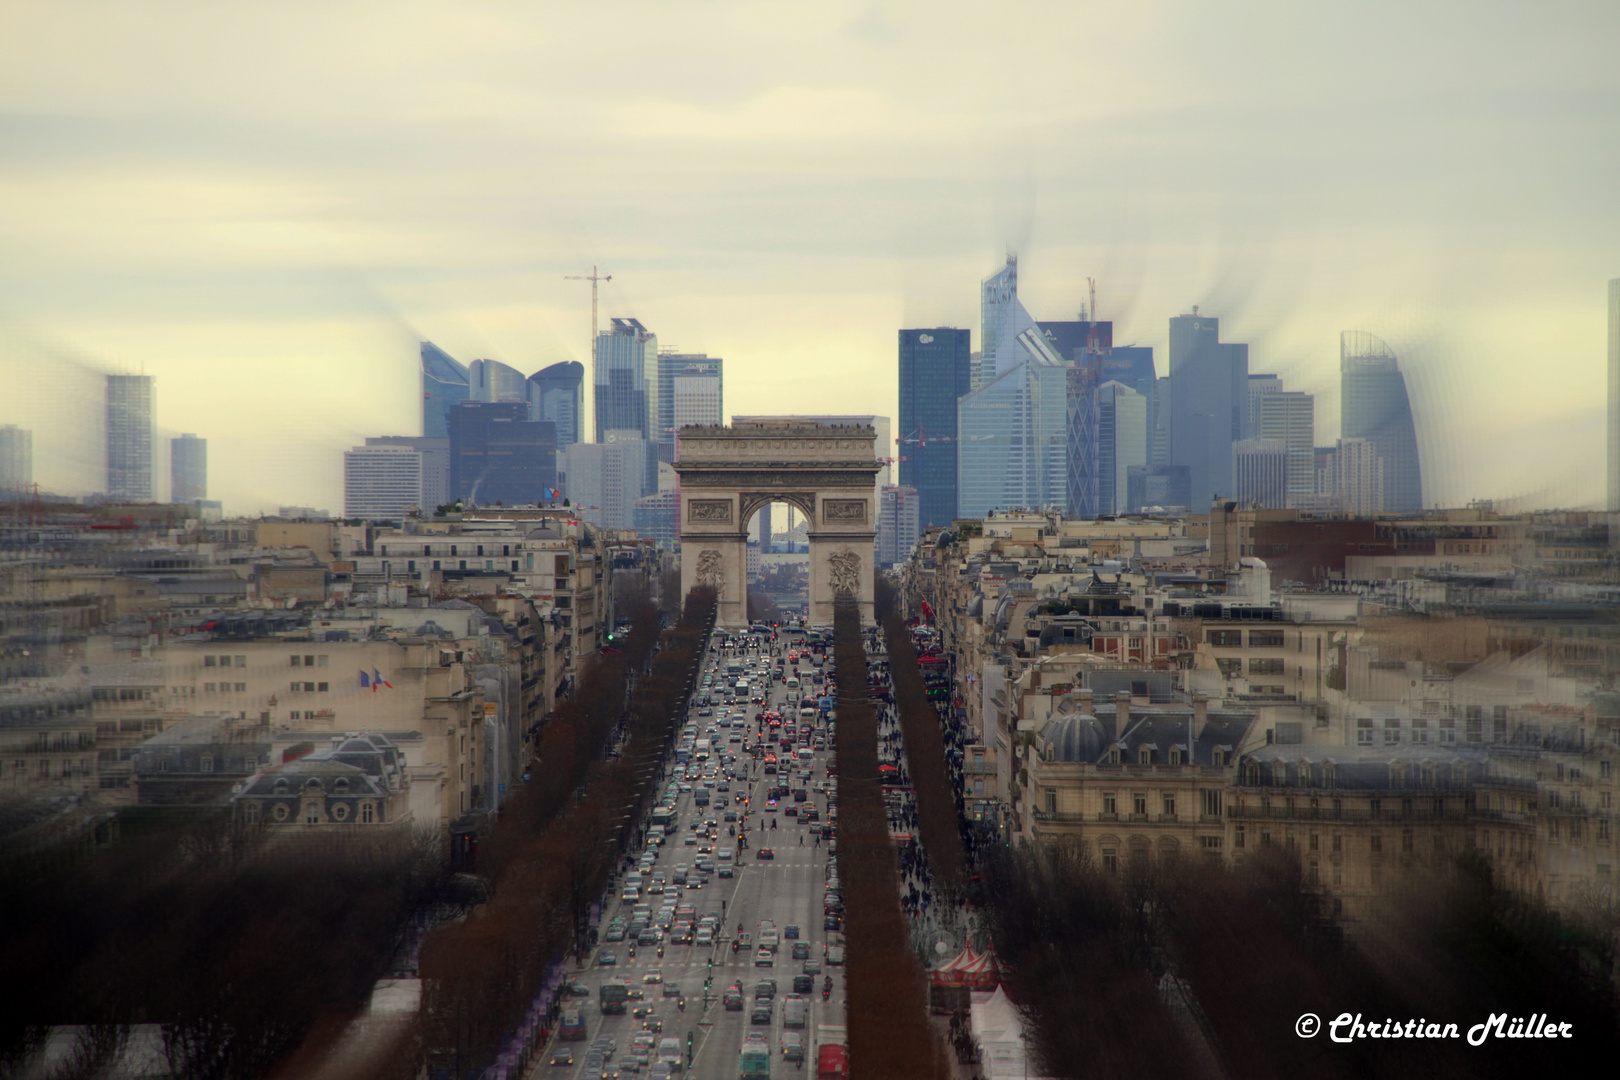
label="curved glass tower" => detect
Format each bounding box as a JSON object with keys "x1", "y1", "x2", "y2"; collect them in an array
[
  {"x1": 528, "y1": 360, "x2": 585, "y2": 449},
  {"x1": 421, "y1": 341, "x2": 469, "y2": 439},
  {"x1": 469, "y1": 358, "x2": 529, "y2": 404},
  {"x1": 1340, "y1": 331, "x2": 1422, "y2": 513}
]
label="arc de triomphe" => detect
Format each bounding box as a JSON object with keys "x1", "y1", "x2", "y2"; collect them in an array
[{"x1": 674, "y1": 419, "x2": 879, "y2": 628}]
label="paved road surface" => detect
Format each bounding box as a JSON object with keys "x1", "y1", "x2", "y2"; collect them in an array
[{"x1": 532, "y1": 626, "x2": 844, "y2": 1080}]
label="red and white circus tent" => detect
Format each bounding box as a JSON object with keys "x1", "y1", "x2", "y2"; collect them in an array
[{"x1": 929, "y1": 944, "x2": 1000, "y2": 1012}]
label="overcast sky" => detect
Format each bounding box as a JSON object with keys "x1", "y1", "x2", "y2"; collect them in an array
[{"x1": 3, "y1": 0, "x2": 1617, "y2": 514}]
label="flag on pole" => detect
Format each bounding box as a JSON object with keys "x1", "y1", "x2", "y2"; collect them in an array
[
  {"x1": 373, "y1": 669, "x2": 393, "y2": 690},
  {"x1": 360, "y1": 670, "x2": 371, "y2": 690}
]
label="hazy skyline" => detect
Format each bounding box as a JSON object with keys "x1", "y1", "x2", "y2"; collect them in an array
[{"x1": 3, "y1": 1, "x2": 1617, "y2": 513}]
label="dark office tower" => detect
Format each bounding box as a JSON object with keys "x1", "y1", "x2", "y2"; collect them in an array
[
  {"x1": 421, "y1": 341, "x2": 470, "y2": 439},
  {"x1": 1167, "y1": 312, "x2": 1248, "y2": 508},
  {"x1": 1341, "y1": 331, "x2": 1423, "y2": 512},
  {"x1": 170, "y1": 433, "x2": 206, "y2": 502},
  {"x1": 528, "y1": 360, "x2": 585, "y2": 450},
  {"x1": 595, "y1": 317, "x2": 657, "y2": 444},
  {"x1": 898, "y1": 327, "x2": 972, "y2": 529},
  {"x1": 106, "y1": 374, "x2": 154, "y2": 501},
  {"x1": 448, "y1": 401, "x2": 557, "y2": 507},
  {"x1": 655, "y1": 352, "x2": 723, "y2": 463}
]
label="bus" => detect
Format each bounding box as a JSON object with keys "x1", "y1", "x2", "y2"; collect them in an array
[
  {"x1": 600, "y1": 978, "x2": 630, "y2": 1014},
  {"x1": 740, "y1": 1037, "x2": 771, "y2": 1080},
  {"x1": 559, "y1": 1010, "x2": 587, "y2": 1040}
]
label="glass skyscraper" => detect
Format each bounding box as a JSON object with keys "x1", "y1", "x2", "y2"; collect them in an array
[
  {"x1": 449, "y1": 401, "x2": 557, "y2": 507},
  {"x1": 978, "y1": 255, "x2": 1037, "y2": 389},
  {"x1": 170, "y1": 433, "x2": 207, "y2": 502},
  {"x1": 469, "y1": 358, "x2": 529, "y2": 404},
  {"x1": 898, "y1": 327, "x2": 972, "y2": 530},
  {"x1": 957, "y1": 329, "x2": 1067, "y2": 519},
  {"x1": 595, "y1": 317, "x2": 657, "y2": 444},
  {"x1": 0, "y1": 425, "x2": 32, "y2": 490},
  {"x1": 528, "y1": 360, "x2": 584, "y2": 449},
  {"x1": 1340, "y1": 331, "x2": 1423, "y2": 513},
  {"x1": 106, "y1": 374, "x2": 154, "y2": 501},
  {"x1": 1167, "y1": 313, "x2": 1248, "y2": 509},
  {"x1": 421, "y1": 341, "x2": 470, "y2": 439},
  {"x1": 656, "y1": 352, "x2": 722, "y2": 462},
  {"x1": 1256, "y1": 391, "x2": 1315, "y2": 504},
  {"x1": 1097, "y1": 382, "x2": 1146, "y2": 517}
]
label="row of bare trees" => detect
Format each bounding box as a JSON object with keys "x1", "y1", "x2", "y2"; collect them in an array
[
  {"x1": 832, "y1": 600, "x2": 949, "y2": 1080},
  {"x1": 877, "y1": 585, "x2": 966, "y2": 893},
  {"x1": 394, "y1": 587, "x2": 715, "y2": 1080},
  {"x1": 978, "y1": 822, "x2": 1619, "y2": 1079}
]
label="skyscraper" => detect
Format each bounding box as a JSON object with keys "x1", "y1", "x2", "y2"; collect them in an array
[
  {"x1": 565, "y1": 430, "x2": 648, "y2": 531},
  {"x1": 957, "y1": 329, "x2": 1067, "y2": 518},
  {"x1": 1341, "y1": 331, "x2": 1423, "y2": 512},
  {"x1": 1321, "y1": 437, "x2": 1385, "y2": 515},
  {"x1": 1233, "y1": 439, "x2": 1288, "y2": 508},
  {"x1": 595, "y1": 317, "x2": 658, "y2": 444},
  {"x1": 1065, "y1": 357, "x2": 1101, "y2": 518},
  {"x1": 978, "y1": 255, "x2": 1036, "y2": 389},
  {"x1": 469, "y1": 358, "x2": 529, "y2": 404},
  {"x1": 345, "y1": 444, "x2": 423, "y2": 519},
  {"x1": 672, "y1": 373, "x2": 722, "y2": 431},
  {"x1": 170, "y1": 433, "x2": 207, "y2": 502},
  {"x1": 877, "y1": 485, "x2": 921, "y2": 566},
  {"x1": 1246, "y1": 374, "x2": 1282, "y2": 440},
  {"x1": 0, "y1": 425, "x2": 32, "y2": 490},
  {"x1": 898, "y1": 327, "x2": 972, "y2": 530},
  {"x1": 106, "y1": 374, "x2": 154, "y2": 501},
  {"x1": 1256, "y1": 391, "x2": 1315, "y2": 504},
  {"x1": 1098, "y1": 382, "x2": 1147, "y2": 517},
  {"x1": 1167, "y1": 312, "x2": 1248, "y2": 508},
  {"x1": 656, "y1": 352, "x2": 723, "y2": 462},
  {"x1": 528, "y1": 361, "x2": 585, "y2": 450},
  {"x1": 421, "y1": 341, "x2": 470, "y2": 440},
  {"x1": 449, "y1": 401, "x2": 557, "y2": 507},
  {"x1": 1609, "y1": 279, "x2": 1620, "y2": 510},
  {"x1": 366, "y1": 436, "x2": 450, "y2": 510}
]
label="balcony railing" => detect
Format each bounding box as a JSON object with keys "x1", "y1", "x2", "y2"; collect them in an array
[{"x1": 1228, "y1": 804, "x2": 1475, "y2": 823}]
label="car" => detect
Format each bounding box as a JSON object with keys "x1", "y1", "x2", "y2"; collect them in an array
[
  {"x1": 784, "y1": 925, "x2": 800, "y2": 940},
  {"x1": 755, "y1": 947, "x2": 774, "y2": 966},
  {"x1": 643, "y1": 969, "x2": 662, "y2": 984},
  {"x1": 781, "y1": 1032, "x2": 806, "y2": 1062},
  {"x1": 791, "y1": 942, "x2": 810, "y2": 960},
  {"x1": 718, "y1": 864, "x2": 733, "y2": 878},
  {"x1": 750, "y1": 1002, "x2": 772, "y2": 1024},
  {"x1": 684, "y1": 834, "x2": 698, "y2": 846},
  {"x1": 639, "y1": 929, "x2": 661, "y2": 945},
  {"x1": 605, "y1": 924, "x2": 627, "y2": 943},
  {"x1": 591, "y1": 1035, "x2": 618, "y2": 1058},
  {"x1": 792, "y1": 974, "x2": 813, "y2": 993},
  {"x1": 566, "y1": 976, "x2": 592, "y2": 998},
  {"x1": 801, "y1": 957, "x2": 822, "y2": 975},
  {"x1": 550, "y1": 1050, "x2": 576, "y2": 1067},
  {"x1": 755, "y1": 848, "x2": 775, "y2": 860},
  {"x1": 662, "y1": 982, "x2": 683, "y2": 999},
  {"x1": 598, "y1": 949, "x2": 618, "y2": 966},
  {"x1": 723, "y1": 810, "x2": 737, "y2": 823},
  {"x1": 632, "y1": 1002, "x2": 656, "y2": 1019},
  {"x1": 640, "y1": 1013, "x2": 662, "y2": 1032}
]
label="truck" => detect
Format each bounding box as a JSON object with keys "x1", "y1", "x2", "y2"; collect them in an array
[{"x1": 815, "y1": 1025, "x2": 848, "y2": 1080}]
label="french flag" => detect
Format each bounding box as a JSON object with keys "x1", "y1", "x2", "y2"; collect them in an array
[
  {"x1": 373, "y1": 669, "x2": 393, "y2": 690},
  {"x1": 360, "y1": 670, "x2": 370, "y2": 690}
]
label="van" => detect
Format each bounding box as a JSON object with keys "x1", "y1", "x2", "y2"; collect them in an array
[
  {"x1": 693, "y1": 787, "x2": 709, "y2": 807},
  {"x1": 783, "y1": 995, "x2": 808, "y2": 1029},
  {"x1": 816, "y1": 1044, "x2": 849, "y2": 1080}
]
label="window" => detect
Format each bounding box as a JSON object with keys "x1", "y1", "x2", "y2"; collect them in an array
[
  {"x1": 362, "y1": 802, "x2": 375, "y2": 824},
  {"x1": 1133, "y1": 793, "x2": 1148, "y2": 816},
  {"x1": 1235, "y1": 826, "x2": 1246, "y2": 848},
  {"x1": 1357, "y1": 719, "x2": 1374, "y2": 746},
  {"x1": 235, "y1": 656, "x2": 246, "y2": 667},
  {"x1": 1439, "y1": 719, "x2": 1456, "y2": 744},
  {"x1": 1384, "y1": 720, "x2": 1401, "y2": 745},
  {"x1": 290, "y1": 655, "x2": 302, "y2": 667},
  {"x1": 1199, "y1": 835, "x2": 1222, "y2": 852},
  {"x1": 1401, "y1": 829, "x2": 1414, "y2": 853},
  {"x1": 203, "y1": 682, "x2": 216, "y2": 693},
  {"x1": 1208, "y1": 630, "x2": 1242, "y2": 647},
  {"x1": 317, "y1": 682, "x2": 329, "y2": 693},
  {"x1": 1333, "y1": 862, "x2": 1343, "y2": 886},
  {"x1": 1162, "y1": 794, "x2": 1176, "y2": 818},
  {"x1": 1309, "y1": 830, "x2": 1319, "y2": 851},
  {"x1": 1102, "y1": 792, "x2": 1117, "y2": 816},
  {"x1": 205, "y1": 655, "x2": 217, "y2": 667},
  {"x1": 1250, "y1": 630, "x2": 1284, "y2": 647},
  {"x1": 1044, "y1": 789, "x2": 1056, "y2": 814},
  {"x1": 1137, "y1": 746, "x2": 1151, "y2": 765},
  {"x1": 317, "y1": 655, "x2": 328, "y2": 667},
  {"x1": 1249, "y1": 658, "x2": 1284, "y2": 674},
  {"x1": 1307, "y1": 860, "x2": 1319, "y2": 885},
  {"x1": 200, "y1": 755, "x2": 214, "y2": 773},
  {"x1": 1102, "y1": 848, "x2": 1118, "y2": 872},
  {"x1": 1370, "y1": 833, "x2": 1382, "y2": 854},
  {"x1": 1412, "y1": 720, "x2": 1429, "y2": 745},
  {"x1": 235, "y1": 683, "x2": 246, "y2": 692},
  {"x1": 1202, "y1": 789, "x2": 1222, "y2": 817},
  {"x1": 1108, "y1": 748, "x2": 1121, "y2": 765},
  {"x1": 1332, "y1": 832, "x2": 1342, "y2": 853}
]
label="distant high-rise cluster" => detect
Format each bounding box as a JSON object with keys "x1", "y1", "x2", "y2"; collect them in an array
[
  {"x1": 0, "y1": 425, "x2": 32, "y2": 490},
  {"x1": 897, "y1": 256, "x2": 1431, "y2": 533},
  {"x1": 170, "y1": 434, "x2": 207, "y2": 502}
]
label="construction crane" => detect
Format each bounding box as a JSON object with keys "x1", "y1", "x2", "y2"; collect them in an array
[{"x1": 564, "y1": 265, "x2": 612, "y2": 442}]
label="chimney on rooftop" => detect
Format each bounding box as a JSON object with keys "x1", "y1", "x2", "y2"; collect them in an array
[
  {"x1": 1115, "y1": 690, "x2": 1131, "y2": 740},
  {"x1": 1193, "y1": 693, "x2": 1209, "y2": 737},
  {"x1": 1078, "y1": 688, "x2": 1093, "y2": 714}
]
